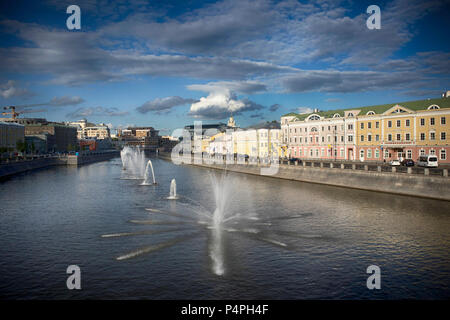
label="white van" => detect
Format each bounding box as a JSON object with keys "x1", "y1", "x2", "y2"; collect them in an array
[{"x1": 417, "y1": 155, "x2": 439, "y2": 167}]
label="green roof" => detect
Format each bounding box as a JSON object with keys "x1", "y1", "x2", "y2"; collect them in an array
[{"x1": 282, "y1": 97, "x2": 450, "y2": 120}]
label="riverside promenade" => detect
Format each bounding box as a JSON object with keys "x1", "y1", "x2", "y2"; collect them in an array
[
  {"x1": 159, "y1": 152, "x2": 450, "y2": 201},
  {"x1": 0, "y1": 150, "x2": 119, "y2": 179}
]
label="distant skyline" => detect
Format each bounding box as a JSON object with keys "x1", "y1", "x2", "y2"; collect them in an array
[{"x1": 0, "y1": 0, "x2": 449, "y2": 134}]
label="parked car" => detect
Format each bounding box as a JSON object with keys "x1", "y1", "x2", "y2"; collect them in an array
[
  {"x1": 417, "y1": 155, "x2": 439, "y2": 168},
  {"x1": 389, "y1": 159, "x2": 401, "y2": 166},
  {"x1": 401, "y1": 159, "x2": 415, "y2": 167},
  {"x1": 288, "y1": 157, "x2": 301, "y2": 164}
]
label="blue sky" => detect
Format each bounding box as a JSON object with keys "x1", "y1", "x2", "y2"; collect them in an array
[{"x1": 0, "y1": 0, "x2": 449, "y2": 134}]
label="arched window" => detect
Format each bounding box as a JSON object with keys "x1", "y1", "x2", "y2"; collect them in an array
[
  {"x1": 333, "y1": 113, "x2": 341, "y2": 118},
  {"x1": 393, "y1": 108, "x2": 406, "y2": 113},
  {"x1": 347, "y1": 113, "x2": 354, "y2": 117},
  {"x1": 310, "y1": 127, "x2": 318, "y2": 132},
  {"x1": 366, "y1": 111, "x2": 375, "y2": 115},
  {"x1": 428, "y1": 104, "x2": 440, "y2": 110},
  {"x1": 306, "y1": 114, "x2": 320, "y2": 121}
]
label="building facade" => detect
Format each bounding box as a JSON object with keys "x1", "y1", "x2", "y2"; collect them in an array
[
  {"x1": 0, "y1": 121, "x2": 25, "y2": 152},
  {"x1": 281, "y1": 98, "x2": 450, "y2": 163}
]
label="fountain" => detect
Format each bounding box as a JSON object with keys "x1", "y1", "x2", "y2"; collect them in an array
[
  {"x1": 142, "y1": 160, "x2": 157, "y2": 185},
  {"x1": 167, "y1": 179, "x2": 178, "y2": 199},
  {"x1": 120, "y1": 146, "x2": 146, "y2": 179}
]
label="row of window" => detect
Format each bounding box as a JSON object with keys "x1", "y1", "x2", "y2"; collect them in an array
[
  {"x1": 287, "y1": 124, "x2": 354, "y2": 134},
  {"x1": 289, "y1": 135, "x2": 351, "y2": 144},
  {"x1": 359, "y1": 149, "x2": 447, "y2": 160},
  {"x1": 358, "y1": 132, "x2": 447, "y2": 142},
  {"x1": 292, "y1": 147, "x2": 346, "y2": 158}
]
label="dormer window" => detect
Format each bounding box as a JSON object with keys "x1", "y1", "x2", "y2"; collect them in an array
[
  {"x1": 347, "y1": 113, "x2": 354, "y2": 117},
  {"x1": 366, "y1": 111, "x2": 375, "y2": 115},
  {"x1": 428, "y1": 104, "x2": 440, "y2": 110},
  {"x1": 333, "y1": 113, "x2": 341, "y2": 118}
]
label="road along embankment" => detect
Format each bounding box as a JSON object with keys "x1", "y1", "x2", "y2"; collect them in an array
[{"x1": 158, "y1": 152, "x2": 450, "y2": 201}]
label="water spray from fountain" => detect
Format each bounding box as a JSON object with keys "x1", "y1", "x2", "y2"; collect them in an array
[
  {"x1": 142, "y1": 160, "x2": 157, "y2": 185},
  {"x1": 167, "y1": 179, "x2": 178, "y2": 199},
  {"x1": 120, "y1": 146, "x2": 146, "y2": 179}
]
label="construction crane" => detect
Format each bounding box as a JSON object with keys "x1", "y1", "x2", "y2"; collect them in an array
[{"x1": 1, "y1": 106, "x2": 40, "y2": 120}]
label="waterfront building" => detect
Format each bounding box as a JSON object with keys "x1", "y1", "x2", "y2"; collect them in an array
[
  {"x1": 281, "y1": 109, "x2": 357, "y2": 160},
  {"x1": 25, "y1": 122, "x2": 78, "y2": 153},
  {"x1": 281, "y1": 97, "x2": 450, "y2": 163},
  {"x1": 67, "y1": 119, "x2": 111, "y2": 140},
  {"x1": 0, "y1": 121, "x2": 25, "y2": 152}
]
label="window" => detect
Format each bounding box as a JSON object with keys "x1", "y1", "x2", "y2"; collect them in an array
[
  {"x1": 360, "y1": 150, "x2": 365, "y2": 159},
  {"x1": 310, "y1": 149, "x2": 313, "y2": 157},
  {"x1": 348, "y1": 135, "x2": 353, "y2": 142},
  {"x1": 430, "y1": 149, "x2": 436, "y2": 156},
  {"x1": 300, "y1": 137, "x2": 302, "y2": 143},
  {"x1": 375, "y1": 134, "x2": 379, "y2": 141},
  {"x1": 333, "y1": 113, "x2": 341, "y2": 118},
  {"x1": 360, "y1": 135, "x2": 364, "y2": 142},
  {"x1": 368, "y1": 134, "x2": 372, "y2": 142},
  {"x1": 428, "y1": 105, "x2": 440, "y2": 110},
  {"x1": 310, "y1": 136, "x2": 313, "y2": 143},
  {"x1": 420, "y1": 118, "x2": 425, "y2": 126},
  {"x1": 299, "y1": 128, "x2": 302, "y2": 132},
  {"x1": 367, "y1": 149, "x2": 372, "y2": 158},
  {"x1": 376, "y1": 121, "x2": 379, "y2": 129},
  {"x1": 327, "y1": 136, "x2": 331, "y2": 142},
  {"x1": 316, "y1": 136, "x2": 319, "y2": 143},
  {"x1": 430, "y1": 132, "x2": 436, "y2": 140},
  {"x1": 348, "y1": 113, "x2": 354, "y2": 117},
  {"x1": 388, "y1": 120, "x2": 392, "y2": 128},
  {"x1": 321, "y1": 136, "x2": 324, "y2": 143},
  {"x1": 321, "y1": 126, "x2": 324, "y2": 131},
  {"x1": 430, "y1": 118, "x2": 435, "y2": 125},
  {"x1": 361, "y1": 123, "x2": 364, "y2": 129},
  {"x1": 367, "y1": 111, "x2": 375, "y2": 115},
  {"x1": 407, "y1": 150, "x2": 412, "y2": 159},
  {"x1": 441, "y1": 132, "x2": 446, "y2": 140},
  {"x1": 405, "y1": 133, "x2": 410, "y2": 141},
  {"x1": 348, "y1": 124, "x2": 353, "y2": 130},
  {"x1": 396, "y1": 134, "x2": 401, "y2": 141},
  {"x1": 441, "y1": 149, "x2": 446, "y2": 160},
  {"x1": 321, "y1": 148, "x2": 324, "y2": 156},
  {"x1": 308, "y1": 115, "x2": 320, "y2": 121},
  {"x1": 420, "y1": 149, "x2": 425, "y2": 156},
  {"x1": 328, "y1": 126, "x2": 330, "y2": 131},
  {"x1": 340, "y1": 148, "x2": 344, "y2": 157},
  {"x1": 396, "y1": 120, "x2": 401, "y2": 127},
  {"x1": 299, "y1": 149, "x2": 302, "y2": 156},
  {"x1": 385, "y1": 150, "x2": 389, "y2": 158},
  {"x1": 388, "y1": 134, "x2": 392, "y2": 141},
  {"x1": 406, "y1": 119, "x2": 410, "y2": 127},
  {"x1": 341, "y1": 136, "x2": 344, "y2": 142},
  {"x1": 294, "y1": 137, "x2": 297, "y2": 143},
  {"x1": 315, "y1": 149, "x2": 319, "y2": 157},
  {"x1": 375, "y1": 149, "x2": 380, "y2": 158},
  {"x1": 368, "y1": 122, "x2": 372, "y2": 129},
  {"x1": 441, "y1": 117, "x2": 446, "y2": 125},
  {"x1": 420, "y1": 133, "x2": 425, "y2": 141}
]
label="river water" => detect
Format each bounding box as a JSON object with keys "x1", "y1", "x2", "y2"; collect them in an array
[{"x1": 0, "y1": 157, "x2": 449, "y2": 299}]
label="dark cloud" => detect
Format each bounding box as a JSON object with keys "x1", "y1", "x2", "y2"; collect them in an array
[
  {"x1": 0, "y1": 80, "x2": 34, "y2": 99},
  {"x1": 66, "y1": 106, "x2": 129, "y2": 118},
  {"x1": 282, "y1": 70, "x2": 423, "y2": 93},
  {"x1": 269, "y1": 104, "x2": 281, "y2": 112},
  {"x1": 136, "y1": 96, "x2": 197, "y2": 114},
  {"x1": 187, "y1": 81, "x2": 267, "y2": 94}
]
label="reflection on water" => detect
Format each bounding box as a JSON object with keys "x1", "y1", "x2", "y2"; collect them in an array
[{"x1": 0, "y1": 157, "x2": 449, "y2": 299}]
